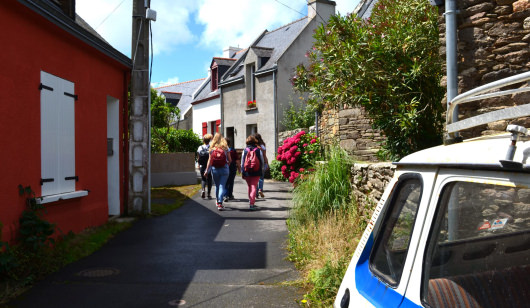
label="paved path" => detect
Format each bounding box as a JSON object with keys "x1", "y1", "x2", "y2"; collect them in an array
[{"x1": 10, "y1": 177, "x2": 302, "y2": 308}]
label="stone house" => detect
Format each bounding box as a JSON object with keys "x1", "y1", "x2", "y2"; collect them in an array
[
  {"x1": 191, "y1": 47, "x2": 242, "y2": 138},
  {"x1": 437, "y1": 0, "x2": 530, "y2": 138},
  {"x1": 219, "y1": 0, "x2": 336, "y2": 151},
  {"x1": 0, "y1": 0, "x2": 131, "y2": 242},
  {"x1": 319, "y1": 0, "x2": 530, "y2": 160},
  {"x1": 155, "y1": 78, "x2": 206, "y2": 130}
]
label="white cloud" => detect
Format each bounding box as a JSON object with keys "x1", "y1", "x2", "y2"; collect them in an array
[
  {"x1": 196, "y1": 0, "x2": 306, "y2": 51},
  {"x1": 76, "y1": 0, "x2": 132, "y2": 56},
  {"x1": 152, "y1": 76, "x2": 181, "y2": 88},
  {"x1": 336, "y1": 0, "x2": 361, "y2": 16},
  {"x1": 76, "y1": 0, "x2": 199, "y2": 57}
]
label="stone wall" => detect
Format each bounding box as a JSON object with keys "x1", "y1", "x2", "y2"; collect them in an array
[
  {"x1": 351, "y1": 162, "x2": 396, "y2": 206},
  {"x1": 151, "y1": 152, "x2": 197, "y2": 187},
  {"x1": 438, "y1": 0, "x2": 530, "y2": 138},
  {"x1": 319, "y1": 106, "x2": 384, "y2": 162}
]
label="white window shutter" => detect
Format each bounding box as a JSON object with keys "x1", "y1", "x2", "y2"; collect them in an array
[{"x1": 40, "y1": 71, "x2": 75, "y2": 196}]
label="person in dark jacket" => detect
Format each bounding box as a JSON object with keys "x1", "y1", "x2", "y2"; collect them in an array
[
  {"x1": 224, "y1": 137, "x2": 238, "y2": 202},
  {"x1": 240, "y1": 135, "x2": 264, "y2": 210},
  {"x1": 197, "y1": 134, "x2": 213, "y2": 199}
]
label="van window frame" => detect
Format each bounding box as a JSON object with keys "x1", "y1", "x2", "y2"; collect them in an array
[
  {"x1": 368, "y1": 173, "x2": 423, "y2": 288},
  {"x1": 421, "y1": 179, "x2": 530, "y2": 307}
]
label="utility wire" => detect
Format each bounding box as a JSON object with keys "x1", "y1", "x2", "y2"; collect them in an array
[
  {"x1": 273, "y1": 0, "x2": 305, "y2": 17},
  {"x1": 95, "y1": 0, "x2": 127, "y2": 30}
]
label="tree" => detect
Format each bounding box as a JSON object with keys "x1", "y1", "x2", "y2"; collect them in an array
[
  {"x1": 150, "y1": 88, "x2": 201, "y2": 153},
  {"x1": 292, "y1": 0, "x2": 444, "y2": 159}
]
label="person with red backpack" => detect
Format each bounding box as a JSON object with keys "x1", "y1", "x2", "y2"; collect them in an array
[
  {"x1": 240, "y1": 135, "x2": 264, "y2": 210},
  {"x1": 203, "y1": 133, "x2": 231, "y2": 211},
  {"x1": 224, "y1": 137, "x2": 239, "y2": 202}
]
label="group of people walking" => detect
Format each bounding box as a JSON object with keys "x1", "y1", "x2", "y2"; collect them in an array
[{"x1": 197, "y1": 132, "x2": 268, "y2": 211}]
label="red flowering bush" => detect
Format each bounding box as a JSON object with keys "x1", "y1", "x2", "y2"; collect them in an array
[{"x1": 276, "y1": 131, "x2": 320, "y2": 183}]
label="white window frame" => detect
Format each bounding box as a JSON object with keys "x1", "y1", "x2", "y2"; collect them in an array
[{"x1": 39, "y1": 71, "x2": 87, "y2": 203}]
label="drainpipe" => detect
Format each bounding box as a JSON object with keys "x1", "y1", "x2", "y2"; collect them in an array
[
  {"x1": 273, "y1": 70, "x2": 278, "y2": 152},
  {"x1": 445, "y1": 0, "x2": 459, "y2": 240},
  {"x1": 445, "y1": 0, "x2": 459, "y2": 141},
  {"x1": 220, "y1": 87, "x2": 224, "y2": 136}
]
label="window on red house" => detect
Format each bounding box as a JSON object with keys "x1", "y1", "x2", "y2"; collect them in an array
[{"x1": 40, "y1": 71, "x2": 76, "y2": 196}]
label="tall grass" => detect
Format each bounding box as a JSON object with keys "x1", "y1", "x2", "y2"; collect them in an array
[
  {"x1": 291, "y1": 146, "x2": 352, "y2": 223},
  {"x1": 287, "y1": 145, "x2": 373, "y2": 307}
]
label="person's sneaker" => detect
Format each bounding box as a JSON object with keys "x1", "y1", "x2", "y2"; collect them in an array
[
  {"x1": 259, "y1": 190, "x2": 265, "y2": 198},
  {"x1": 207, "y1": 194, "x2": 212, "y2": 199},
  {"x1": 201, "y1": 190, "x2": 205, "y2": 198},
  {"x1": 217, "y1": 203, "x2": 224, "y2": 211},
  {"x1": 249, "y1": 204, "x2": 258, "y2": 210},
  {"x1": 228, "y1": 196, "x2": 235, "y2": 200},
  {"x1": 223, "y1": 196, "x2": 229, "y2": 202}
]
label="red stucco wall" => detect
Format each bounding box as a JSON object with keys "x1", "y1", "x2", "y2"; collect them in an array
[{"x1": 0, "y1": 1, "x2": 130, "y2": 242}]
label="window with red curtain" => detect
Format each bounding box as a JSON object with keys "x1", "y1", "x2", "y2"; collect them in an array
[
  {"x1": 211, "y1": 65, "x2": 218, "y2": 91},
  {"x1": 216, "y1": 120, "x2": 221, "y2": 133},
  {"x1": 202, "y1": 122, "x2": 207, "y2": 136}
]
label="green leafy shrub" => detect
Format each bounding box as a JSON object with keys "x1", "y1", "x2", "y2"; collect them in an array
[
  {"x1": 151, "y1": 128, "x2": 202, "y2": 153},
  {"x1": 291, "y1": 146, "x2": 352, "y2": 222},
  {"x1": 293, "y1": 0, "x2": 444, "y2": 159},
  {"x1": 281, "y1": 102, "x2": 315, "y2": 131},
  {"x1": 269, "y1": 160, "x2": 287, "y2": 181}
]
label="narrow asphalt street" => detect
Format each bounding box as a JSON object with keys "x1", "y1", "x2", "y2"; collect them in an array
[{"x1": 9, "y1": 176, "x2": 303, "y2": 308}]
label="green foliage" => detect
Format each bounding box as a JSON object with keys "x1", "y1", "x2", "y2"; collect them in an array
[
  {"x1": 305, "y1": 259, "x2": 349, "y2": 306},
  {"x1": 151, "y1": 88, "x2": 180, "y2": 129},
  {"x1": 293, "y1": 0, "x2": 444, "y2": 159},
  {"x1": 291, "y1": 146, "x2": 352, "y2": 223},
  {"x1": 0, "y1": 237, "x2": 17, "y2": 280},
  {"x1": 281, "y1": 102, "x2": 316, "y2": 131},
  {"x1": 151, "y1": 128, "x2": 202, "y2": 153},
  {"x1": 17, "y1": 186, "x2": 55, "y2": 252},
  {"x1": 150, "y1": 88, "x2": 202, "y2": 153},
  {"x1": 269, "y1": 160, "x2": 287, "y2": 182}
]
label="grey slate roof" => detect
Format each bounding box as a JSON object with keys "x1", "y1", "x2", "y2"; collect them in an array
[
  {"x1": 155, "y1": 78, "x2": 205, "y2": 119},
  {"x1": 354, "y1": 0, "x2": 377, "y2": 19},
  {"x1": 193, "y1": 52, "x2": 245, "y2": 104},
  {"x1": 192, "y1": 78, "x2": 218, "y2": 103},
  {"x1": 221, "y1": 17, "x2": 309, "y2": 83}
]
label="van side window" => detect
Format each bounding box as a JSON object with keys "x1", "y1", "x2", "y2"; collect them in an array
[
  {"x1": 370, "y1": 177, "x2": 422, "y2": 287},
  {"x1": 423, "y1": 182, "x2": 530, "y2": 308}
]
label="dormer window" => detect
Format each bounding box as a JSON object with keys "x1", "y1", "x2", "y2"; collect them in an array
[
  {"x1": 259, "y1": 57, "x2": 270, "y2": 68},
  {"x1": 211, "y1": 63, "x2": 218, "y2": 91}
]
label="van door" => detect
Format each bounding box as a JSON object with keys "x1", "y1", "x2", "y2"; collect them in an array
[
  {"x1": 355, "y1": 170, "x2": 436, "y2": 307},
  {"x1": 402, "y1": 169, "x2": 530, "y2": 307}
]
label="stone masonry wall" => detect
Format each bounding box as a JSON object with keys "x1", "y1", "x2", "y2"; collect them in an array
[
  {"x1": 439, "y1": 0, "x2": 530, "y2": 138},
  {"x1": 319, "y1": 106, "x2": 383, "y2": 162},
  {"x1": 351, "y1": 162, "x2": 396, "y2": 207}
]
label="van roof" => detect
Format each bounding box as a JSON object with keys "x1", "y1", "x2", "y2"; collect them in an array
[{"x1": 397, "y1": 132, "x2": 530, "y2": 170}]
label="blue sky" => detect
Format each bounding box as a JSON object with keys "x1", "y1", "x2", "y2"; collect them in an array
[{"x1": 76, "y1": 0, "x2": 360, "y2": 88}]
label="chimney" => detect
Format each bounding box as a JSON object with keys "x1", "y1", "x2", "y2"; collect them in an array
[
  {"x1": 307, "y1": 0, "x2": 336, "y2": 23},
  {"x1": 223, "y1": 46, "x2": 242, "y2": 58},
  {"x1": 51, "y1": 0, "x2": 76, "y2": 19}
]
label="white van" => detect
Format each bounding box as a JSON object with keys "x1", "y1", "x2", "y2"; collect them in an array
[{"x1": 334, "y1": 72, "x2": 530, "y2": 308}]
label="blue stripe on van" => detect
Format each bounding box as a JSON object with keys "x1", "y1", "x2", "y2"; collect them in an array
[{"x1": 355, "y1": 233, "x2": 422, "y2": 308}]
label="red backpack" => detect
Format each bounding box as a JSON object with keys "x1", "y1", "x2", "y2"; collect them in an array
[
  {"x1": 211, "y1": 148, "x2": 227, "y2": 167},
  {"x1": 244, "y1": 147, "x2": 260, "y2": 172}
]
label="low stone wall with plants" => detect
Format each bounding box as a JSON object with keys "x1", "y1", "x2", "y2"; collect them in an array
[
  {"x1": 319, "y1": 106, "x2": 384, "y2": 162},
  {"x1": 350, "y1": 162, "x2": 396, "y2": 206}
]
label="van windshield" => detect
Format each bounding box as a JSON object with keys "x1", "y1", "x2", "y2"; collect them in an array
[{"x1": 423, "y1": 181, "x2": 530, "y2": 308}]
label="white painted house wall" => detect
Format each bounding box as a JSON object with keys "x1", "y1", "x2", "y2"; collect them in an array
[{"x1": 192, "y1": 97, "x2": 221, "y2": 138}]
